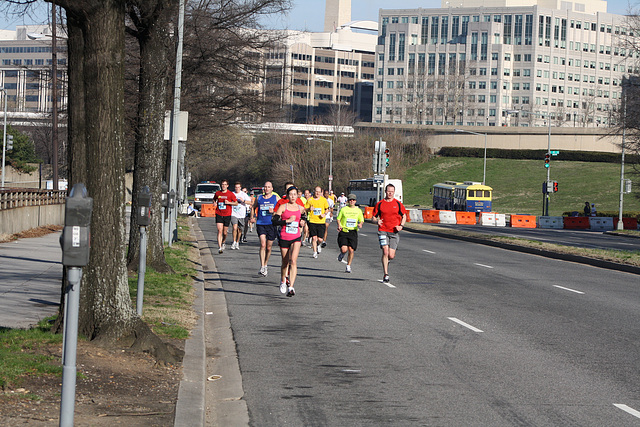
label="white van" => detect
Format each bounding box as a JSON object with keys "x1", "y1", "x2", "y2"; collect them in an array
[{"x1": 194, "y1": 181, "x2": 221, "y2": 209}]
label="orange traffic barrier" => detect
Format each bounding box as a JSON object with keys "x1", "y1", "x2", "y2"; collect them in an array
[
  {"x1": 563, "y1": 216, "x2": 589, "y2": 229},
  {"x1": 200, "y1": 203, "x2": 215, "y2": 217},
  {"x1": 421, "y1": 209, "x2": 440, "y2": 223},
  {"x1": 510, "y1": 214, "x2": 536, "y2": 228},
  {"x1": 613, "y1": 217, "x2": 638, "y2": 230},
  {"x1": 455, "y1": 211, "x2": 476, "y2": 225},
  {"x1": 364, "y1": 206, "x2": 374, "y2": 219}
]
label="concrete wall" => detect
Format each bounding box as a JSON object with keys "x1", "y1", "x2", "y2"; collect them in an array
[
  {"x1": 0, "y1": 204, "x2": 64, "y2": 236},
  {"x1": 354, "y1": 123, "x2": 622, "y2": 154}
]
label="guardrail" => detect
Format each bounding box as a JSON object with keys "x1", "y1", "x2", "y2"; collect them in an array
[{"x1": 0, "y1": 188, "x2": 66, "y2": 210}]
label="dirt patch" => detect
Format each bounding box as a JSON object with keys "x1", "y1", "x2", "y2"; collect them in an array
[
  {"x1": 0, "y1": 339, "x2": 183, "y2": 426},
  {"x1": 0, "y1": 225, "x2": 63, "y2": 243}
]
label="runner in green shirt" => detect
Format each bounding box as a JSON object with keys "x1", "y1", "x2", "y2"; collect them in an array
[{"x1": 336, "y1": 193, "x2": 365, "y2": 273}]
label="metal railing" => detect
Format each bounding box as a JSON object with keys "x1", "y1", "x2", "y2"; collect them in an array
[{"x1": 0, "y1": 188, "x2": 66, "y2": 210}]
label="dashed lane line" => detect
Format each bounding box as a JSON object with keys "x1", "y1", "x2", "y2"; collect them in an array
[
  {"x1": 422, "y1": 249, "x2": 435, "y2": 254},
  {"x1": 553, "y1": 285, "x2": 585, "y2": 295},
  {"x1": 474, "y1": 263, "x2": 494, "y2": 269},
  {"x1": 614, "y1": 404, "x2": 640, "y2": 419},
  {"x1": 448, "y1": 317, "x2": 484, "y2": 333}
]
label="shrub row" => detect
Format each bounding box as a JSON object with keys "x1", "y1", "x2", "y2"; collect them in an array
[
  {"x1": 438, "y1": 147, "x2": 638, "y2": 164},
  {"x1": 562, "y1": 210, "x2": 640, "y2": 220}
]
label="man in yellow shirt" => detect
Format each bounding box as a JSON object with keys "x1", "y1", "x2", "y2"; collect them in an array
[
  {"x1": 336, "y1": 193, "x2": 364, "y2": 273},
  {"x1": 305, "y1": 186, "x2": 329, "y2": 259}
]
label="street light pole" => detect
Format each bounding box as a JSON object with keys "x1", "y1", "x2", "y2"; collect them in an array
[
  {"x1": 306, "y1": 137, "x2": 333, "y2": 193},
  {"x1": 618, "y1": 92, "x2": 627, "y2": 230},
  {"x1": 454, "y1": 129, "x2": 487, "y2": 185},
  {"x1": 1, "y1": 88, "x2": 6, "y2": 188},
  {"x1": 51, "y1": 0, "x2": 58, "y2": 191}
]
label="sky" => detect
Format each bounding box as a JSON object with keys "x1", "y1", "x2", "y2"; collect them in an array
[{"x1": 0, "y1": 0, "x2": 634, "y2": 32}]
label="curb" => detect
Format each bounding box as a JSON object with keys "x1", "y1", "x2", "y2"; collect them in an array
[
  {"x1": 404, "y1": 224, "x2": 640, "y2": 276},
  {"x1": 174, "y1": 218, "x2": 206, "y2": 426}
]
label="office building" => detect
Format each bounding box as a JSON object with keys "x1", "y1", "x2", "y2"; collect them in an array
[{"x1": 374, "y1": 0, "x2": 634, "y2": 127}]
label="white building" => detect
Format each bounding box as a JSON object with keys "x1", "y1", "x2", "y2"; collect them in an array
[{"x1": 374, "y1": 0, "x2": 635, "y2": 127}]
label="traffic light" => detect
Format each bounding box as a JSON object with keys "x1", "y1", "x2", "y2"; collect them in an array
[
  {"x1": 544, "y1": 152, "x2": 550, "y2": 168},
  {"x1": 553, "y1": 181, "x2": 558, "y2": 193},
  {"x1": 5, "y1": 134, "x2": 13, "y2": 151},
  {"x1": 385, "y1": 147, "x2": 390, "y2": 167}
]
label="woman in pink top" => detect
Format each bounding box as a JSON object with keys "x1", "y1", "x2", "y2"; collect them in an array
[{"x1": 272, "y1": 186, "x2": 307, "y2": 297}]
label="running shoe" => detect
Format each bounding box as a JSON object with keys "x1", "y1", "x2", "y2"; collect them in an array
[
  {"x1": 337, "y1": 252, "x2": 344, "y2": 263},
  {"x1": 286, "y1": 276, "x2": 291, "y2": 285},
  {"x1": 317, "y1": 246, "x2": 322, "y2": 253},
  {"x1": 321, "y1": 242, "x2": 327, "y2": 248},
  {"x1": 345, "y1": 265, "x2": 351, "y2": 273},
  {"x1": 218, "y1": 247, "x2": 224, "y2": 254},
  {"x1": 242, "y1": 237, "x2": 247, "y2": 243},
  {"x1": 264, "y1": 266, "x2": 268, "y2": 276},
  {"x1": 280, "y1": 281, "x2": 287, "y2": 294},
  {"x1": 287, "y1": 286, "x2": 295, "y2": 297},
  {"x1": 383, "y1": 274, "x2": 390, "y2": 283},
  {"x1": 259, "y1": 266, "x2": 266, "y2": 276},
  {"x1": 313, "y1": 252, "x2": 318, "y2": 259}
]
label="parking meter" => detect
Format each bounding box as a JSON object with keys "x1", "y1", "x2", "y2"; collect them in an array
[
  {"x1": 160, "y1": 181, "x2": 169, "y2": 208},
  {"x1": 169, "y1": 189, "x2": 176, "y2": 207},
  {"x1": 137, "y1": 186, "x2": 152, "y2": 226},
  {"x1": 60, "y1": 183, "x2": 93, "y2": 267}
]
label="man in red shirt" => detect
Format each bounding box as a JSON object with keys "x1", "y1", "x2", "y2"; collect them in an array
[
  {"x1": 214, "y1": 180, "x2": 238, "y2": 253},
  {"x1": 372, "y1": 183, "x2": 407, "y2": 284}
]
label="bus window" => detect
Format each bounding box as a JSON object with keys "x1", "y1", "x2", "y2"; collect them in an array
[
  {"x1": 484, "y1": 191, "x2": 491, "y2": 198},
  {"x1": 468, "y1": 190, "x2": 474, "y2": 197}
]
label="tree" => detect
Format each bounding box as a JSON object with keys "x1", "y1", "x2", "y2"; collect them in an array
[
  {"x1": 124, "y1": 0, "x2": 177, "y2": 273},
  {"x1": 54, "y1": 0, "x2": 180, "y2": 362}
]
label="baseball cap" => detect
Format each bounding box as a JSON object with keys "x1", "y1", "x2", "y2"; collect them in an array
[{"x1": 348, "y1": 193, "x2": 357, "y2": 200}]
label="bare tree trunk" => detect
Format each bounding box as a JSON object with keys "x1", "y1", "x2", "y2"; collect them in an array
[
  {"x1": 126, "y1": 0, "x2": 176, "y2": 273},
  {"x1": 55, "y1": 0, "x2": 180, "y2": 363}
]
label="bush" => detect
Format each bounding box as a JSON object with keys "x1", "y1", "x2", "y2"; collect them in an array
[{"x1": 438, "y1": 147, "x2": 636, "y2": 164}]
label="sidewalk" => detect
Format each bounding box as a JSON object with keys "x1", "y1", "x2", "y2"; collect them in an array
[{"x1": 0, "y1": 231, "x2": 63, "y2": 329}]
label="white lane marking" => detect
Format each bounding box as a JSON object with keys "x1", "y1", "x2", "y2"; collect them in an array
[
  {"x1": 349, "y1": 340, "x2": 360, "y2": 343},
  {"x1": 448, "y1": 317, "x2": 484, "y2": 333},
  {"x1": 474, "y1": 263, "x2": 494, "y2": 269},
  {"x1": 378, "y1": 279, "x2": 396, "y2": 288},
  {"x1": 423, "y1": 249, "x2": 435, "y2": 254},
  {"x1": 342, "y1": 369, "x2": 361, "y2": 373},
  {"x1": 360, "y1": 233, "x2": 368, "y2": 237},
  {"x1": 553, "y1": 285, "x2": 585, "y2": 295},
  {"x1": 614, "y1": 404, "x2": 640, "y2": 419}
]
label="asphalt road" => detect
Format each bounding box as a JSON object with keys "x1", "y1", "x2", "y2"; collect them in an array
[
  {"x1": 432, "y1": 223, "x2": 640, "y2": 252},
  {"x1": 199, "y1": 218, "x2": 640, "y2": 426}
]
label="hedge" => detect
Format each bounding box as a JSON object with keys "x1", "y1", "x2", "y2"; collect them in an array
[{"x1": 438, "y1": 147, "x2": 638, "y2": 164}]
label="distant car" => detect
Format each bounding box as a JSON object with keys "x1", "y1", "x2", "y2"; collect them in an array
[{"x1": 194, "y1": 181, "x2": 221, "y2": 209}]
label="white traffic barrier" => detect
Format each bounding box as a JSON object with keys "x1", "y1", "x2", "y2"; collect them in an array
[
  {"x1": 480, "y1": 212, "x2": 496, "y2": 226},
  {"x1": 495, "y1": 214, "x2": 506, "y2": 227},
  {"x1": 439, "y1": 210, "x2": 457, "y2": 224},
  {"x1": 538, "y1": 216, "x2": 564, "y2": 229},
  {"x1": 589, "y1": 216, "x2": 614, "y2": 231},
  {"x1": 408, "y1": 209, "x2": 422, "y2": 223}
]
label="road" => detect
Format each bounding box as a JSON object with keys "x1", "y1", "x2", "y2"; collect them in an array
[
  {"x1": 432, "y1": 223, "x2": 640, "y2": 252},
  {"x1": 199, "y1": 219, "x2": 640, "y2": 426}
]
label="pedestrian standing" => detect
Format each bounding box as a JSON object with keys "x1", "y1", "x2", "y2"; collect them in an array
[
  {"x1": 584, "y1": 201, "x2": 591, "y2": 217},
  {"x1": 214, "y1": 180, "x2": 238, "y2": 253},
  {"x1": 251, "y1": 181, "x2": 279, "y2": 276},
  {"x1": 272, "y1": 186, "x2": 307, "y2": 297},
  {"x1": 336, "y1": 193, "x2": 364, "y2": 273},
  {"x1": 372, "y1": 183, "x2": 407, "y2": 284}
]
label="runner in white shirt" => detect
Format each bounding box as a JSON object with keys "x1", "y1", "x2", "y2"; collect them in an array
[
  {"x1": 337, "y1": 192, "x2": 348, "y2": 216},
  {"x1": 231, "y1": 182, "x2": 252, "y2": 250}
]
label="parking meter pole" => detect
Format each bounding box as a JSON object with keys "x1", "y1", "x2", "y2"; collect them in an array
[
  {"x1": 137, "y1": 226, "x2": 147, "y2": 315},
  {"x1": 59, "y1": 267, "x2": 82, "y2": 427}
]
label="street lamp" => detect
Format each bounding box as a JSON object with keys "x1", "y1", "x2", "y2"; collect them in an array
[
  {"x1": 306, "y1": 136, "x2": 333, "y2": 193},
  {"x1": 1, "y1": 88, "x2": 7, "y2": 188},
  {"x1": 454, "y1": 129, "x2": 487, "y2": 185}
]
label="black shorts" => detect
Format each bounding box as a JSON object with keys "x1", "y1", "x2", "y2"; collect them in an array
[
  {"x1": 308, "y1": 222, "x2": 326, "y2": 238},
  {"x1": 337, "y1": 230, "x2": 358, "y2": 250},
  {"x1": 216, "y1": 215, "x2": 231, "y2": 227},
  {"x1": 279, "y1": 235, "x2": 302, "y2": 248},
  {"x1": 257, "y1": 224, "x2": 278, "y2": 241}
]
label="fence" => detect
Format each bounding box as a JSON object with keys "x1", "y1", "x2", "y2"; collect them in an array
[{"x1": 0, "y1": 188, "x2": 66, "y2": 235}]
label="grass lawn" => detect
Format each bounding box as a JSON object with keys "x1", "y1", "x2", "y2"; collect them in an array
[{"x1": 404, "y1": 157, "x2": 640, "y2": 216}]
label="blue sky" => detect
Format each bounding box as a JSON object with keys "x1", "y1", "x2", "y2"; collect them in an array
[{"x1": 0, "y1": 0, "x2": 633, "y2": 32}]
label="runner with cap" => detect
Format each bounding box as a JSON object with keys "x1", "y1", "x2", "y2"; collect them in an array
[{"x1": 336, "y1": 193, "x2": 364, "y2": 273}]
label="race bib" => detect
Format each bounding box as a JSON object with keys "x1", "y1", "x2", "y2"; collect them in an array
[
  {"x1": 313, "y1": 208, "x2": 322, "y2": 216},
  {"x1": 378, "y1": 234, "x2": 388, "y2": 246},
  {"x1": 218, "y1": 202, "x2": 226, "y2": 210},
  {"x1": 346, "y1": 218, "x2": 357, "y2": 228},
  {"x1": 286, "y1": 221, "x2": 299, "y2": 235},
  {"x1": 261, "y1": 203, "x2": 273, "y2": 213},
  {"x1": 233, "y1": 205, "x2": 243, "y2": 214}
]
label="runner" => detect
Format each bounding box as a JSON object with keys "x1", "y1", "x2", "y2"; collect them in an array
[
  {"x1": 322, "y1": 189, "x2": 335, "y2": 248},
  {"x1": 337, "y1": 192, "x2": 348, "y2": 215},
  {"x1": 305, "y1": 186, "x2": 329, "y2": 258},
  {"x1": 372, "y1": 183, "x2": 407, "y2": 283},
  {"x1": 231, "y1": 182, "x2": 251, "y2": 250},
  {"x1": 275, "y1": 182, "x2": 305, "y2": 210},
  {"x1": 336, "y1": 193, "x2": 364, "y2": 273},
  {"x1": 213, "y1": 180, "x2": 238, "y2": 253},
  {"x1": 251, "y1": 181, "x2": 279, "y2": 276},
  {"x1": 272, "y1": 186, "x2": 307, "y2": 297},
  {"x1": 243, "y1": 187, "x2": 253, "y2": 240},
  {"x1": 302, "y1": 189, "x2": 312, "y2": 245}
]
